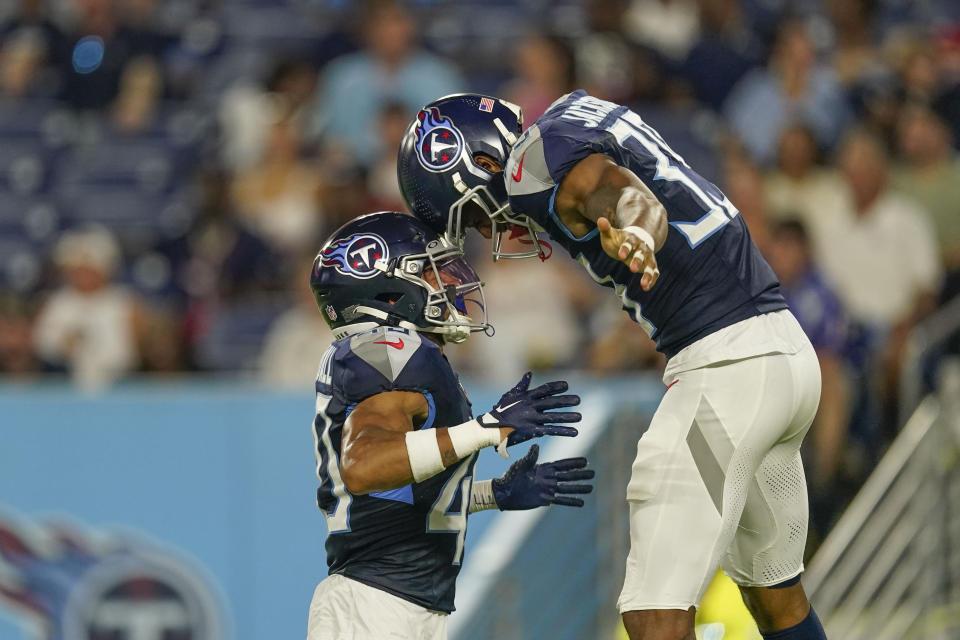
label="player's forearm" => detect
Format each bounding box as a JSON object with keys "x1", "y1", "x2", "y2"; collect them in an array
[
  {"x1": 344, "y1": 423, "x2": 509, "y2": 493},
  {"x1": 581, "y1": 170, "x2": 668, "y2": 251},
  {"x1": 609, "y1": 186, "x2": 668, "y2": 251},
  {"x1": 405, "y1": 422, "x2": 510, "y2": 483}
]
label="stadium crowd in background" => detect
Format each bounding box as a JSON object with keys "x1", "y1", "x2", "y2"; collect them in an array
[{"x1": 1, "y1": 0, "x2": 959, "y2": 544}]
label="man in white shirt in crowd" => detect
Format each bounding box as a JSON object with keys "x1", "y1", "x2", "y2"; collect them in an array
[
  {"x1": 34, "y1": 226, "x2": 143, "y2": 389},
  {"x1": 815, "y1": 128, "x2": 942, "y2": 431}
]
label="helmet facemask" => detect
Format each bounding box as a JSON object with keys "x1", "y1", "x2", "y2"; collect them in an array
[
  {"x1": 446, "y1": 174, "x2": 547, "y2": 262},
  {"x1": 392, "y1": 237, "x2": 491, "y2": 343}
]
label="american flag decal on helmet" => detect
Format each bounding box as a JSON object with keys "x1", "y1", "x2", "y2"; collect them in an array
[{"x1": 479, "y1": 97, "x2": 495, "y2": 112}]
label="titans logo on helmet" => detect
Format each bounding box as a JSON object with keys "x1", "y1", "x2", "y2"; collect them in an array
[
  {"x1": 414, "y1": 108, "x2": 464, "y2": 172},
  {"x1": 321, "y1": 233, "x2": 389, "y2": 279}
]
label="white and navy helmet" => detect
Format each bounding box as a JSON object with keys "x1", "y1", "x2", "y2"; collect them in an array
[
  {"x1": 310, "y1": 211, "x2": 490, "y2": 343},
  {"x1": 397, "y1": 94, "x2": 546, "y2": 260}
]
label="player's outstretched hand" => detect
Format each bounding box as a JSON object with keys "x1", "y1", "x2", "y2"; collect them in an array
[
  {"x1": 492, "y1": 444, "x2": 595, "y2": 510},
  {"x1": 597, "y1": 216, "x2": 659, "y2": 291},
  {"x1": 478, "y1": 372, "x2": 581, "y2": 447}
]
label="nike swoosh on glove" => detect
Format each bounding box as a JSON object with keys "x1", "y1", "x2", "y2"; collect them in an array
[{"x1": 478, "y1": 371, "x2": 581, "y2": 447}]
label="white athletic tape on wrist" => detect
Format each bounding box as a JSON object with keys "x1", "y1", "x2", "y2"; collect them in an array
[
  {"x1": 448, "y1": 417, "x2": 506, "y2": 459},
  {"x1": 469, "y1": 479, "x2": 498, "y2": 513},
  {"x1": 405, "y1": 429, "x2": 445, "y2": 483},
  {"x1": 620, "y1": 225, "x2": 656, "y2": 255}
]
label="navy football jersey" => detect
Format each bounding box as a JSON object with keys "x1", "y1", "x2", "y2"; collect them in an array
[
  {"x1": 505, "y1": 90, "x2": 787, "y2": 359},
  {"x1": 313, "y1": 326, "x2": 475, "y2": 613}
]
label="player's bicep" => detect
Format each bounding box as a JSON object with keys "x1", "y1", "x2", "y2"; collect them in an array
[
  {"x1": 343, "y1": 390, "x2": 429, "y2": 446},
  {"x1": 340, "y1": 390, "x2": 430, "y2": 493}
]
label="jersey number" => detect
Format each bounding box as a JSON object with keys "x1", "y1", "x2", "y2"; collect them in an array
[
  {"x1": 315, "y1": 393, "x2": 473, "y2": 566},
  {"x1": 315, "y1": 392, "x2": 352, "y2": 533},
  {"x1": 607, "y1": 110, "x2": 738, "y2": 247},
  {"x1": 427, "y1": 456, "x2": 473, "y2": 566}
]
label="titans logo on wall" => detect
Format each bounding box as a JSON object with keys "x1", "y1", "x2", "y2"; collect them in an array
[
  {"x1": 321, "y1": 233, "x2": 389, "y2": 279},
  {"x1": 414, "y1": 108, "x2": 464, "y2": 172},
  {"x1": 0, "y1": 513, "x2": 225, "y2": 640}
]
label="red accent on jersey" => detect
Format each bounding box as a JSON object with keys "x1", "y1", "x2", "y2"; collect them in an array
[
  {"x1": 511, "y1": 152, "x2": 525, "y2": 182},
  {"x1": 373, "y1": 339, "x2": 404, "y2": 350}
]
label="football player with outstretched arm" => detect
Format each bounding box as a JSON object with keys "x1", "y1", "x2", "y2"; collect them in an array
[
  {"x1": 306, "y1": 211, "x2": 594, "y2": 640},
  {"x1": 397, "y1": 93, "x2": 827, "y2": 640}
]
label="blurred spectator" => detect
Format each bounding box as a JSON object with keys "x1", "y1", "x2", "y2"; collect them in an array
[
  {"x1": 500, "y1": 33, "x2": 574, "y2": 123},
  {"x1": 723, "y1": 156, "x2": 770, "y2": 252},
  {"x1": 624, "y1": 0, "x2": 699, "y2": 62},
  {"x1": 764, "y1": 123, "x2": 847, "y2": 232},
  {"x1": 259, "y1": 255, "x2": 334, "y2": 389},
  {"x1": 233, "y1": 114, "x2": 323, "y2": 254},
  {"x1": 33, "y1": 227, "x2": 144, "y2": 389},
  {"x1": 449, "y1": 257, "x2": 583, "y2": 384},
  {"x1": 137, "y1": 306, "x2": 189, "y2": 375},
  {"x1": 0, "y1": 296, "x2": 53, "y2": 378},
  {"x1": 573, "y1": 0, "x2": 634, "y2": 103},
  {"x1": 587, "y1": 310, "x2": 663, "y2": 374},
  {"x1": 821, "y1": 129, "x2": 942, "y2": 434},
  {"x1": 894, "y1": 36, "x2": 941, "y2": 106},
  {"x1": 819, "y1": 129, "x2": 941, "y2": 331},
  {"x1": 766, "y1": 219, "x2": 851, "y2": 533},
  {"x1": 61, "y1": 0, "x2": 130, "y2": 109},
  {"x1": 219, "y1": 57, "x2": 318, "y2": 171},
  {"x1": 678, "y1": 0, "x2": 762, "y2": 111},
  {"x1": 932, "y1": 27, "x2": 960, "y2": 146},
  {"x1": 110, "y1": 55, "x2": 161, "y2": 134},
  {"x1": 828, "y1": 0, "x2": 885, "y2": 88},
  {"x1": 113, "y1": 0, "x2": 173, "y2": 59},
  {"x1": 892, "y1": 105, "x2": 960, "y2": 268},
  {"x1": 366, "y1": 100, "x2": 411, "y2": 211},
  {"x1": 61, "y1": 0, "x2": 172, "y2": 110},
  {"x1": 157, "y1": 169, "x2": 281, "y2": 305},
  {"x1": 316, "y1": 155, "x2": 379, "y2": 235},
  {"x1": 0, "y1": 26, "x2": 51, "y2": 98},
  {"x1": 311, "y1": 0, "x2": 464, "y2": 167},
  {"x1": 881, "y1": 34, "x2": 960, "y2": 144},
  {"x1": 724, "y1": 19, "x2": 850, "y2": 165},
  {"x1": 0, "y1": 0, "x2": 67, "y2": 81}
]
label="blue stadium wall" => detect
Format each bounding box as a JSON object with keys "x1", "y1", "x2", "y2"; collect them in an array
[{"x1": 0, "y1": 379, "x2": 662, "y2": 640}]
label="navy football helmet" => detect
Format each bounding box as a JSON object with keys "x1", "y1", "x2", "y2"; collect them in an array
[
  {"x1": 397, "y1": 94, "x2": 547, "y2": 261},
  {"x1": 311, "y1": 211, "x2": 490, "y2": 343}
]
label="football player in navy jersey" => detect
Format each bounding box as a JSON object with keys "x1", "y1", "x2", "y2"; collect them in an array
[
  {"x1": 397, "y1": 94, "x2": 828, "y2": 640},
  {"x1": 306, "y1": 211, "x2": 594, "y2": 640}
]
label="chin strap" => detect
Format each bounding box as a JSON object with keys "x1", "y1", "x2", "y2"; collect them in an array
[{"x1": 345, "y1": 306, "x2": 471, "y2": 344}]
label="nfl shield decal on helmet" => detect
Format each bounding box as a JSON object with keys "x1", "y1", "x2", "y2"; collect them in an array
[
  {"x1": 414, "y1": 108, "x2": 464, "y2": 172},
  {"x1": 320, "y1": 233, "x2": 389, "y2": 279}
]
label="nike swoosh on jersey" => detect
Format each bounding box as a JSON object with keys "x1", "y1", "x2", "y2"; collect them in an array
[
  {"x1": 511, "y1": 152, "x2": 525, "y2": 182},
  {"x1": 373, "y1": 339, "x2": 404, "y2": 350}
]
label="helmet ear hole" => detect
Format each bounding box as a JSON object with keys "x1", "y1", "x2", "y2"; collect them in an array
[{"x1": 472, "y1": 153, "x2": 503, "y2": 174}]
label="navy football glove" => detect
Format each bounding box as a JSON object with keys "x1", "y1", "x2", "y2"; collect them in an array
[
  {"x1": 492, "y1": 444, "x2": 595, "y2": 510},
  {"x1": 478, "y1": 371, "x2": 581, "y2": 446}
]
